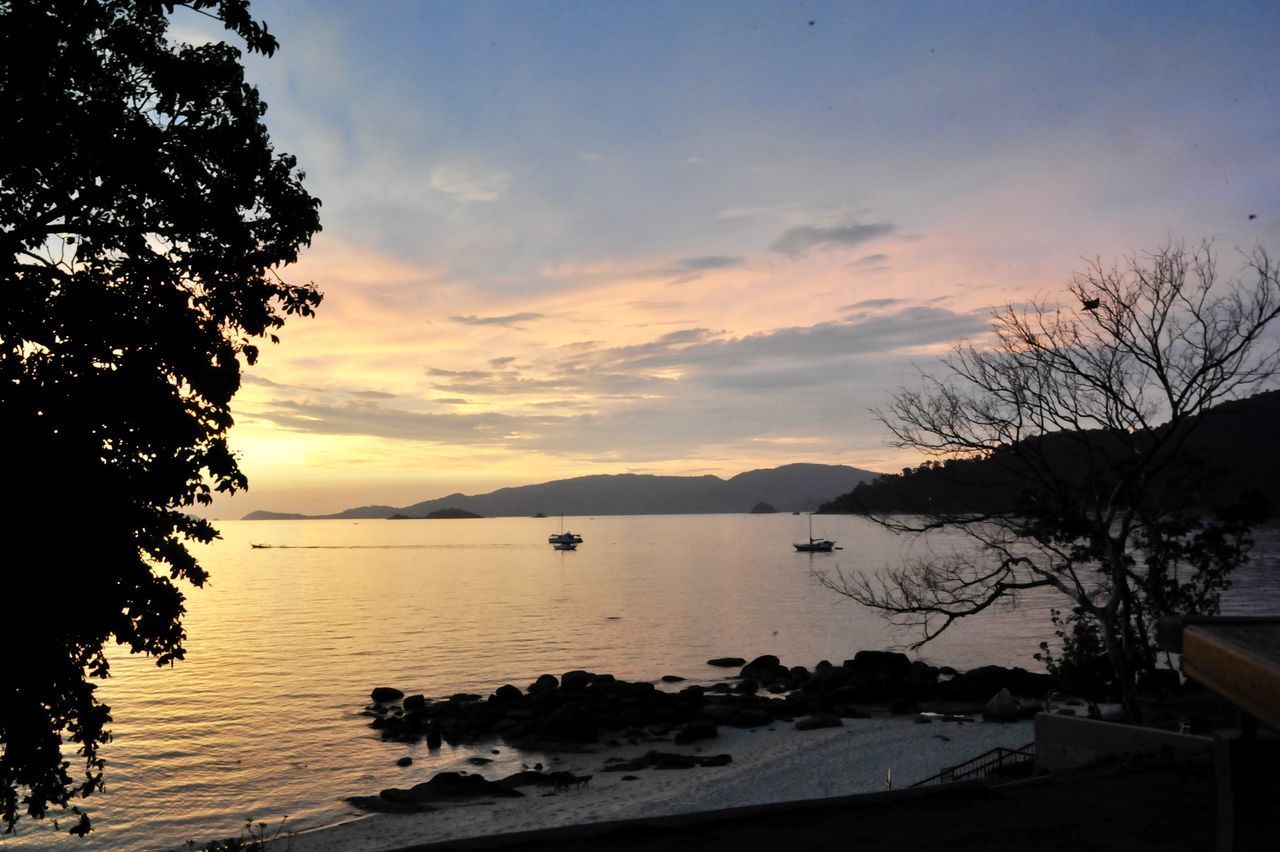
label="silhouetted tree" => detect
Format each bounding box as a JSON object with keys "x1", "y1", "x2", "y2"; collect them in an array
[
  {"x1": 818, "y1": 243, "x2": 1280, "y2": 719},
  {"x1": 1, "y1": 0, "x2": 319, "y2": 833}
]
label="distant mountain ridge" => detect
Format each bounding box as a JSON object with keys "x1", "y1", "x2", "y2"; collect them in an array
[{"x1": 242, "y1": 463, "x2": 880, "y2": 520}]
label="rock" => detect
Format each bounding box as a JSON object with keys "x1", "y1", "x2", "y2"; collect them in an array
[
  {"x1": 529, "y1": 674, "x2": 559, "y2": 694},
  {"x1": 697, "y1": 703, "x2": 737, "y2": 723},
  {"x1": 982, "y1": 688, "x2": 1021, "y2": 722},
  {"x1": 795, "y1": 713, "x2": 843, "y2": 731},
  {"x1": 397, "y1": 756, "x2": 413, "y2": 766},
  {"x1": 707, "y1": 657, "x2": 747, "y2": 668},
  {"x1": 661, "y1": 675, "x2": 686, "y2": 683},
  {"x1": 739, "y1": 654, "x2": 781, "y2": 679},
  {"x1": 466, "y1": 756, "x2": 493, "y2": 765},
  {"x1": 371, "y1": 687, "x2": 404, "y2": 703},
  {"x1": 493, "y1": 684, "x2": 523, "y2": 702},
  {"x1": 538, "y1": 705, "x2": 599, "y2": 744},
  {"x1": 674, "y1": 720, "x2": 719, "y2": 744},
  {"x1": 498, "y1": 770, "x2": 547, "y2": 788},
  {"x1": 346, "y1": 795, "x2": 434, "y2": 814},
  {"x1": 426, "y1": 726, "x2": 442, "y2": 749},
  {"x1": 403, "y1": 694, "x2": 428, "y2": 712},
  {"x1": 847, "y1": 650, "x2": 912, "y2": 679},
  {"x1": 945, "y1": 666, "x2": 1054, "y2": 701},
  {"x1": 382, "y1": 772, "x2": 524, "y2": 804},
  {"x1": 560, "y1": 670, "x2": 593, "y2": 692},
  {"x1": 734, "y1": 678, "x2": 759, "y2": 695},
  {"x1": 621, "y1": 775, "x2": 640, "y2": 781}
]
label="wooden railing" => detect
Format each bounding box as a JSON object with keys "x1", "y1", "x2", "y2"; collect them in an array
[{"x1": 910, "y1": 741, "x2": 1036, "y2": 787}]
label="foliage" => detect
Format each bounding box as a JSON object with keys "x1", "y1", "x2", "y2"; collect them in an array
[
  {"x1": 188, "y1": 818, "x2": 295, "y2": 852},
  {"x1": 1034, "y1": 608, "x2": 1114, "y2": 698},
  {"x1": 817, "y1": 242, "x2": 1280, "y2": 718},
  {"x1": 0, "y1": 0, "x2": 319, "y2": 833}
]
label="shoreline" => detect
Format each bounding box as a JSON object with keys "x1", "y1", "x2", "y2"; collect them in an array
[{"x1": 284, "y1": 715, "x2": 1034, "y2": 852}]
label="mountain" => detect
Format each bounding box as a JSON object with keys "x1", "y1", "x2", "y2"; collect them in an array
[
  {"x1": 820, "y1": 390, "x2": 1280, "y2": 516},
  {"x1": 241, "y1": 463, "x2": 880, "y2": 520}
]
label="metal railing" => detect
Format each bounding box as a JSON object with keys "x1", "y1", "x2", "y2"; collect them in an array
[{"x1": 910, "y1": 741, "x2": 1036, "y2": 787}]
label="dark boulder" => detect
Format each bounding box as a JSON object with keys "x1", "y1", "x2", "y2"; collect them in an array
[
  {"x1": 529, "y1": 674, "x2": 559, "y2": 694},
  {"x1": 661, "y1": 675, "x2": 686, "y2": 683},
  {"x1": 707, "y1": 657, "x2": 746, "y2": 668},
  {"x1": 498, "y1": 770, "x2": 548, "y2": 788},
  {"x1": 385, "y1": 772, "x2": 525, "y2": 804},
  {"x1": 982, "y1": 688, "x2": 1021, "y2": 722},
  {"x1": 371, "y1": 687, "x2": 404, "y2": 703},
  {"x1": 560, "y1": 670, "x2": 593, "y2": 692},
  {"x1": 404, "y1": 694, "x2": 428, "y2": 712},
  {"x1": 848, "y1": 650, "x2": 912, "y2": 679},
  {"x1": 492, "y1": 684, "x2": 523, "y2": 703},
  {"x1": 740, "y1": 655, "x2": 781, "y2": 679},
  {"x1": 673, "y1": 720, "x2": 719, "y2": 744},
  {"x1": 538, "y1": 705, "x2": 599, "y2": 744},
  {"x1": 396, "y1": 757, "x2": 413, "y2": 767},
  {"x1": 944, "y1": 666, "x2": 1054, "y2": 700}
]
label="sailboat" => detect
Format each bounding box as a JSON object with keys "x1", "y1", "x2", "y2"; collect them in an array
[
  {"x1": 547, "y1": 514, "x2": 583, "y2": 547},
  {"x1": 794, "y1": 513, "x2": 839, "y2": 552}
]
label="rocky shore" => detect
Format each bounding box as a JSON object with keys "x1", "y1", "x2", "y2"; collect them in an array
[{"x1": 350, "y1": 652, "x2": 1057, "y2": 815}]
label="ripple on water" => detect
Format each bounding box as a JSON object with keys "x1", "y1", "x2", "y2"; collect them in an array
[{"x1": 8, "y1": 517, "x2": 1278, "y2": 851}]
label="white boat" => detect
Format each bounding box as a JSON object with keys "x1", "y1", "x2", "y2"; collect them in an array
[{"x1": 794, "y1": 514, "x2": 840, "y2": 552}]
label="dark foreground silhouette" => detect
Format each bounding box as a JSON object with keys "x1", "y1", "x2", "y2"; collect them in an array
[{"x1": 385, "y1": 761, "x2": 1272, "y2": 852}]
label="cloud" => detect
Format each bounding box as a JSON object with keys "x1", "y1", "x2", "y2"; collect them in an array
[
  {"x1": 676, "y1": 255, "x2": 741, "y2": 271},
  {"x1": 449, "y1": 312, "x2": 545, "y2": 327},
  {"x1": 489, "y1": 356, "x2": 518, "y2": 367},
  {"x1": 253, "y1": 399, "x2": 572, "y2": 444},
  {"x1": 856, "y1": 254, "x2": 890, "y2": 265},
  {"x1": 349, "y1": 390, "x2": 397, "y2": 399},
  {"x1": 427, "y1": 367, "x2": 493, "y2": 379},
  {"x1": 841, "y1": 297, "x2": 906, "y2": 311},
  {"x1": 428, "y1": 162, "x2": 512, "y2": 202},
  {"x1": 771, "y1": 222, "x2": 895, "y2": 257}
]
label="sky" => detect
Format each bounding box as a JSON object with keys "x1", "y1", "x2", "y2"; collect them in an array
[{"x1": 173, "y1": 0, "x2": 1280, "y2": 517}]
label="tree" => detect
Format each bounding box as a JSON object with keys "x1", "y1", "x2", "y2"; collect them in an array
[
  {"x1": 819, "y1": 243, "x2": 1280, "y2": 718},
  {"x1": 0, "y1": 0, "x2": 320, "y2": 833}
]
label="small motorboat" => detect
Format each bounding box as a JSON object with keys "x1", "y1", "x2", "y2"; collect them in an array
[{"x1": 553, "y1": 541, "x2": 577, "y2": 551}]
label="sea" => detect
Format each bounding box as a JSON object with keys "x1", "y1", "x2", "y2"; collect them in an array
[{"x1": 6, "y1": 514, "x2": 1280, "y2": 851}]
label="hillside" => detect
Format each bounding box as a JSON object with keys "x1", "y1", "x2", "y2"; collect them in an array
[
  {"x1": 242, "y1": 463, "x2": 879, "y2": 520},
  {"x1": 820, "y1": 389, "x2": 1280, "y2": 516}
]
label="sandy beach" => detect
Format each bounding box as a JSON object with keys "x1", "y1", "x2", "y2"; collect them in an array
[{"x1": 286, "y1": 715, "x2": 1032, "y2": 852}]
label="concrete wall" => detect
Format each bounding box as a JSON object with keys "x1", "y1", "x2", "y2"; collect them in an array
[{"x1": 1035, "y1": 712, "x2": 1212, "y2": 773}]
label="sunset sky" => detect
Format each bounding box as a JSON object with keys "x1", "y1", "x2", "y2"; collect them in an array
[{"x1": 176, "y1": 0, "x2": 1280, "y2": 517}]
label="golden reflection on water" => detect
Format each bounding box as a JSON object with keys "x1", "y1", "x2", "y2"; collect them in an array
[{"x1": 10, "y1": 517, "x2": 1278, "y2": 851}]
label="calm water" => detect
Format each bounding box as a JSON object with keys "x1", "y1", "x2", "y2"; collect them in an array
[{"x1": 8, "y1": 515, "x2": 1279, "y2": 851}]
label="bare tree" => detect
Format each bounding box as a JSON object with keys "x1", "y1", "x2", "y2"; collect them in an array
[{"x1": 820, "y1": 242, "x2": 1280, "y2": 718}]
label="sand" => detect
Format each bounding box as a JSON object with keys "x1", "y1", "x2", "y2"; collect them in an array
[{"x1": 286, "y1": 715, "x2": 1033, "y2": 852}]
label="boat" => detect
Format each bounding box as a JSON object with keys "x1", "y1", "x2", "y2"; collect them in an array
[
  {"x1": 548, "y1": 515, "x2": 583, "y2": 546},
  {"x1": 553, "y1": 541, "x2": 577, "y2": 551},
  {"x1": 794, "y1": 514, "x2": 840, "y2": 552}
]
